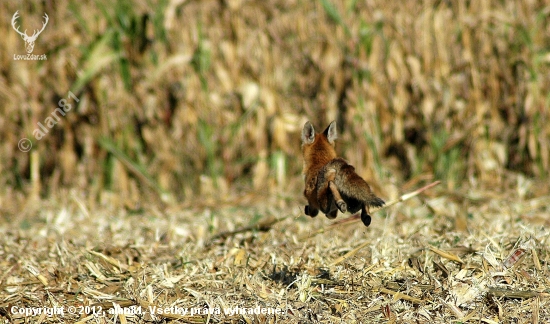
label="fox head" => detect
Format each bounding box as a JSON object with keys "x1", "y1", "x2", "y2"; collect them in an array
[{"x1": 301, "y1": 121, "x2": 338, "y2": 169}]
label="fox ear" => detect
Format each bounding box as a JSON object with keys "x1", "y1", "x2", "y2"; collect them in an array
[
  {"x1": 324, "y1": 121, "x2": 337, "y2": 144},
  {"x1": 302, "y1": 121, "x2": 316, "y2": 144}
]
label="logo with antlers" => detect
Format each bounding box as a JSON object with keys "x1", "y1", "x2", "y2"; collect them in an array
[{"x1": 11, "y1": 11, "x2": 49, "y2": 54}]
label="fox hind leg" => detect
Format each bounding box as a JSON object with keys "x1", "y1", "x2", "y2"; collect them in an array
[
  {"x1": 360, "y1": 205, "x2": 372, "y2": 227},
  {"x1": 318, "y1": 168, "x2": 336, "y2": 212},
  {"x1": 324, "y1": 168, "x2": 346, "y2": 213},
  {"x1": 328, "y1": 181, "x2": 347, "y2": 213}
]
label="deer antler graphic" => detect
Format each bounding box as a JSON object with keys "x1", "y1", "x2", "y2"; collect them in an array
[{"x1": 11, "y1": 11, "x2": 49, "y2": 54}]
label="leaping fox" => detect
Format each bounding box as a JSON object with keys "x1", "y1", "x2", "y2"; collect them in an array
[{"x1": 301, "y1": 121, "x2": 385, "y2": 227}]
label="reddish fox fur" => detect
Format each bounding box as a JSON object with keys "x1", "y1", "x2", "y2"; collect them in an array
[{"x1": 301, "y1": 121, "x2": 385, "y2": 227}]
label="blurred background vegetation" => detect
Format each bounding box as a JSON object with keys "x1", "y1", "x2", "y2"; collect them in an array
[{"x1": 1, "y1": 0, "x2": 549, "y2": 210}]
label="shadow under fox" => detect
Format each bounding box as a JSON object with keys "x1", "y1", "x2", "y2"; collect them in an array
[{"x1": 301, "y1": 121, "x2": 385, "y2": 227}]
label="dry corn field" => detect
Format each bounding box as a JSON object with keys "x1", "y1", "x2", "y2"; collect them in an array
[{"x1": 1, "y1": 0, "x2": 550, "y2": 323}]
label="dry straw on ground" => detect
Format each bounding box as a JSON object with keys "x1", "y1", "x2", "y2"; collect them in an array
[
  {"x1": 1, "y1": 0, "x2": 550, "y2": 323},
  {"x1": 1, "y1": 176, "x2": 549, "y2": 323}
]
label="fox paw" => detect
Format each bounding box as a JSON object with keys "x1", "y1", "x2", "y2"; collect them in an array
[
  {"x1": 360, "y1": 209, "x2": 372, "y2": 227},
  {"x1": 305, "y1": 205, "x2": 319, "y2": 217},
  {"x1": 326, "y1": 209, "x2": 338, "y2": 219},
  {"x1": 336, "y1": 199, "x2": 347, "y2": 213}
]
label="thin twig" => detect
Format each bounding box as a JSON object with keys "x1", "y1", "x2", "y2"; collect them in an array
[{"x1": 208, "y1": 215, "x2": 290, "y2": 243}]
